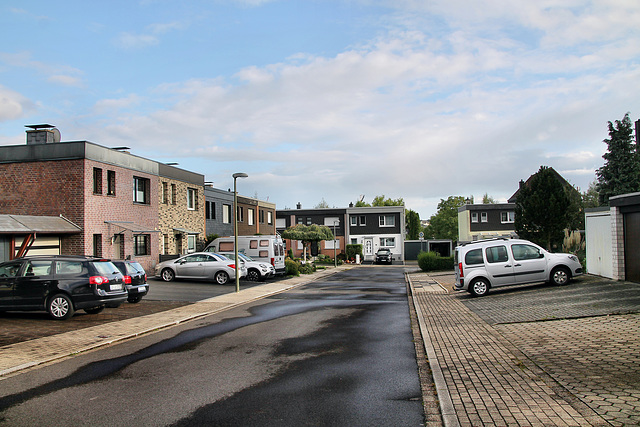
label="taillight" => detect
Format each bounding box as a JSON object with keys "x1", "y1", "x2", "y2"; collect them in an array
[
  {"x1": 458, "y1": 262, "x2": 464, "y2": 278},
  {"x1": 270, "y1": 257, "x2": 275, "y2": 266},
  {"x1": 123, "y1": 275, "x2": 132, "y2": 284},
  {"x1": 90, "y1": 276, "x2": 109, "y2": 285},
  {"x1": 144, "y1": 273, "x2": 147, "y2": 282},
  {"x1": 228, "y1": 264, "x2": 236, "y2": 269}
]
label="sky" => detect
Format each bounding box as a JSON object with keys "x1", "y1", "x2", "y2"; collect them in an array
[{"x1": 1, "y1": 0, "x2": 639, "y2": 219}]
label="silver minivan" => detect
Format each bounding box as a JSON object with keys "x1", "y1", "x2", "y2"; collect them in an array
[{"x1": 454, "y1": 238, "x2": 583, "y2": 296}]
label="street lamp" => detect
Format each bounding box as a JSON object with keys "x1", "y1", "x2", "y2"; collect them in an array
[
  {"x1": 333, "y1": 220, "x2": 338, "y2": 268},
  {"x1": 233, "y1": 172, "x2": 248, "y2": 292}
]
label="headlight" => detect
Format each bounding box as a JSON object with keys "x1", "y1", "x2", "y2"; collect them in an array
[{"x1": 568, "y1": 255, "x2": 579, "y2": 262}]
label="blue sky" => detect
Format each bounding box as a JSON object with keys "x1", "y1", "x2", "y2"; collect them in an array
[{"x1": 1, "y1": 0, "x2": 639, "y2": 218}]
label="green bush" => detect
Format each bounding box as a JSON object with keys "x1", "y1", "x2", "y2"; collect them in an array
[
  {"x1": 285, "y1": 259, "x2": 300, "y2": 276},
  {"x1": 346, "y1": 244, "x2": 363, "y2": 261},
  {"x1": 418, "y1": 251, "x2": 454, "y2": 272},
  {"x1": 298, "y1": 262, "x2": 316, "y2": 274}
]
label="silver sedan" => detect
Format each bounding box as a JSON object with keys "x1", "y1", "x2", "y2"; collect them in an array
[{"x1": 155, "y1": 252, "x2": 246, "y2": 285}]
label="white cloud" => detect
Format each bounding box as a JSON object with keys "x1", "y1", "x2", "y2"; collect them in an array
[{"x1": 0, "y1": 85, "x2": 35, "y2": 122}]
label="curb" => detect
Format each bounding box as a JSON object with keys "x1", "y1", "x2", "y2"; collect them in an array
[{"x1": 406, "y1": 273, "x2": 460, "y2": 427}]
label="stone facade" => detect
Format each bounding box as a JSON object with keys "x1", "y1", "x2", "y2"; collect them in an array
[
  {"x1": 158, "y1": 176, "x2": 205, "y2": 255},
  {"x1": 611, "y1": 206, "x2": 625, "y2": 280}
]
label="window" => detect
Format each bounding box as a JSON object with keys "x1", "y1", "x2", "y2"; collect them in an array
[
  {"x1": 163, "y1": 234, "x2": 169, "y2": 254},
  {"x1": 162, "y1": 182, "x2": 168, "y2": 204},
  {"x1": 248, "y1": 208, "x2": 255, "y2": 225},
  {"x1": 465, "y1": 248, "x2": 484, "y2": 265},
  {"x1": 485, "y1": 246, "x2": 508, "y2": 263},
  {"x1": 325, "y1": 239, "x2": 340, "y2": 249},
  {"x1": 250, "y1": 240, "x2": 258, "y2": 249},
  {"x1": 187, "y1": 188, "x2": 197, "y2": 210},
  {"x1": 259, "y1": 209, "x2": 265, "y2": 224},
  {"x1": 267, "y1": 211, "x2": 273, "y2": 225},
  {"x1": 237, "y1": 206, "x2": 244, "y2": 222},
  {"x1": 351, "y1": 238, "x2": 358, "y2": 244},
  {"x1": 324, "y1": 217, "x2": 339, "y2": 226},
  {"x1": 187, "y1": 235, "x2": 196, "y2": 253},
  {"x1": 481, "y1": 212, "x2": 488, "y2": 223},
  {"x1": 511, "y1": 244, "x2": 541, "y2": 261},
  {"x1": 93, "y1": 168, "x2": 102, "y2": 194},
  {"x1": 471, "y1": 212, "x2": 479, "y2": 223},
  {"x1": 297, "y1": 217, "x2": 304, "y2": 224},
  {"x1": 134, "y1": 235, "x2": 150, "y2": 255},
  {"x1": 107, "y1": 171, "x2": 116, "y2": 196},
  {"x1": 133, "y1": 177, "x2": 150, "y2": 204},
  {"x1": 501, "y1": 211, "x2": 515, "y2": 223},
  {"x1": 219, "y1": 242, "x2": 235, "y2": 251},
  {"x1": 306, "y1": 218, "x2": 312, "y2": 225},
  {"x1": 206, "y1": 201, "x2": 216, "y2": 220},
  {"x1": 223, "y1": 204, "x2": 231, "y2": 223},
  {"x1": 24, "y1": 260, "x2": 52, "y2": 276},
  {"x1": 379, "y1": 215, "x2": 395, "y2": 227},
  {"x1": 171, "y1": 184, "x2": 177, "y2": 205},
  {"x1": 380, "y1": 237, "x2": 395, "y2": 247},
  {"x1": 350, "y1": 216, "x2": 357, "y2": 226},
  {"x1": 93, "y1": 234, "x2": 102, "y2": 257},
  {"x1": 360, "y1": 215, "x2": 366, "y2": 226}
]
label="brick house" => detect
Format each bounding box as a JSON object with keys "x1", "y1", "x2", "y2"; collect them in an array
[
  {"x1": 0, "y1": 125, "x2": 205, "y2": 272},
  {"x1": 158, "y1": 164, "x2": 205, "y2": 256}
]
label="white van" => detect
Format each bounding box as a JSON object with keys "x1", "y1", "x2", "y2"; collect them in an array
[{"x1": 204, "y1": 235, "x2": 286, "y2": 275}]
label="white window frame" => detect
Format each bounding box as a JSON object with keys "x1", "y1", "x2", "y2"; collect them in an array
[
  {"x1": 187, "y1": 235, "x2": 196, "y2": 253},
  {"x1": 380, "y1": 237, "x2": 395, "y2": 247},
  {"x1": 481, "y1": 212, "x2": 488, "y2": 223},
  {"x1": 223, "y1": 204, "x2": 231, "y2": 224},
  {"x1": 187, "y1": 188, "x2": 197, "y2": 210},
  {"x1": 379, "y1": 215, "x2": 395, "y2": 227},
  {"x1": 248, "y1": 208, "x2": 255, "y2": 226},
  {"x1": 471, "y1": 212, "x2": 479, "y2": 223},
  {"x1": 325, "y1": 239, "x2": 340, "y2": 249},
  {"x1": 350, "y1": 216, "x2": 357, "y2": 226},
  {"x1": 501, "y1": 211, "x2": 515, "y2": 223}
]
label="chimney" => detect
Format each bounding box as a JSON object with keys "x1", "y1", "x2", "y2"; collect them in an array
[
  {"x1": 296, "y1": 202, "x2": 302, "y2": 209},
  {"x1": 25, "y1": 124, "x2": 60, "y2": 145}
]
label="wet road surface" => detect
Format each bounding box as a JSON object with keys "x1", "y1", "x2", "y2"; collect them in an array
[{"x1": 0, "y1": 267, "x2": 424, "y2": 426}]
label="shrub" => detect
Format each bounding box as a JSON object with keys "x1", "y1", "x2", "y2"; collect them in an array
[
  {"x1": 285, "y1": 259, "x2": 300, "y2": 276},
  {"x1": 298, "y1": 262, "x2": 316, "y2": 275},
  {"x1": 418, "y1": 251, "x2": 454, "y2": 272},
  {"x1": 346, "y1": 244, "x2": 363, "y2": 261}
]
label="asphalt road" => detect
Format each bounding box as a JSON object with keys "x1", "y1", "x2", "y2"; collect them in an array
[{"x1": 0, "y1": 267, "x2": 426, "y2": 426}]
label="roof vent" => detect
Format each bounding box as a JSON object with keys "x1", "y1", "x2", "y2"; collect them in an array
[{"x1": 25, "y1": 124, "x2": 61, "y2": 144}]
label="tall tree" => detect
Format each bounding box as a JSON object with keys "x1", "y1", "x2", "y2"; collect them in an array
[
  {"x1": 372, "y1": 195, "x2": 404, "y2": 206},
  {"x1": 596, "y1": 113, "x2": 640, "y2": 205},
  {"x1": 315, "y1": 198, "x2": 330, "y2": 209},
  {"x1": 514, "y1": 166, "x2": 572, "y2": 250},
  {"x1": 424, "y1": 196, "x2": 466, "y2": 241},
  {"x1": 281, "y1": 224, "x2": 334, "y2": 262},
  {"x1": 582, "y1": 180, "x2": 600, "y2": 209},
  {"x1": 405, "y1": 209, "x2": 421, "y2": 240},
  {"x1": 482, "y1": 193, "x2": 496, "y2": 204}
]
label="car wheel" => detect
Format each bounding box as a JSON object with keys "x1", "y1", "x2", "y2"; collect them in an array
[
  {"x1": 128, "y1": 296, "x2": 143, "y2": 303},
  {"x1": 246, "y1": 269, "x2": 260, "y2": 282},
  {"x1": 469, "y1": 278, "x2": 490, "y2": 297},
  {"x1": 84, "y1": 306, "x2": 105, "y2": 315},
  {"x1": 161, "y1": 268, "x2": 175, "y2": 282},
  {"x1": 48, "y1": 294, "x2": 75, "y2": 320},
  {"x1": 550, "y1": 267, "x2": 570, "y2": 286},
  {"x1": 214, "y1": 271, "x2": 229, "y2": 285}
]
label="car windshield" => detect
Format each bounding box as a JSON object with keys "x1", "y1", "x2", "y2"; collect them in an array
[
  {"x1": 125, "y1": 262, "x2": 145, "y2": 274},
  {"x1": 239, "y1": 253, "x2": 254, "y2": 262},
  {"x1": 378, "y1": 249, "x2": 390, "y2": 254}
]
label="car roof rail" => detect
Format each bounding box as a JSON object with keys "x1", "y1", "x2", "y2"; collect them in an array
[{"x1": 458, "y1": 237, "x2": 509, "y2": 247}]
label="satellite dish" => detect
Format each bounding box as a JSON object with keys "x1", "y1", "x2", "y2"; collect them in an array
[{"x1": 51, "y1": 128, "x2": 61, "y2": 142}]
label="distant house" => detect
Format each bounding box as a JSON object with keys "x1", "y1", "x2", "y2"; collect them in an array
[
  {"x1": 458, "y1": 203, "x2": 518, "y2": 242},
  {"x1": 276, "y1": 204, "x2": 405, "y2": 263},
  {"x1": 508, "y1": 166, "x2": 580, "y2": 203}
]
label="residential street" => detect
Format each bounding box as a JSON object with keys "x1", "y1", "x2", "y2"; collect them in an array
[{"x1": 0, "y1": 267, "x2": 426, "y2": 426}]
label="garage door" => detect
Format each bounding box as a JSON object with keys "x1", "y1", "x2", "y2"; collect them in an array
[{"x1": 624, "y1": 212, "x2": 640, "y2": 283}]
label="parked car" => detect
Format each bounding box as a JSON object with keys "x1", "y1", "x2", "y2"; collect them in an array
[
  {"x1": 375, "y1": 248, "x2": 393, "y2": 264},
  {"x1": 155, "y1": 252, "x2": 246, "y2": 285},
  {"x1": 204, "y1": 235, "x2": 286, "y2": 275},
  {"x1": 454, "y1": 238, "x2": 583, "y2": 296},
  {"x1": 218, "y1": 251, "x2": 276, "y2": 281},
  {"x1": 0, "y1": 255, "x2": 127, "y2": 320},
  {"x1": 111, "y1": 260, "x2": 148, "y2": 303}
]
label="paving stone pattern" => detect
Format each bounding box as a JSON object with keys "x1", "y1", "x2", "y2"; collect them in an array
[{"x1": 498, "y1": 315, "x2": 640, "y2": 426}]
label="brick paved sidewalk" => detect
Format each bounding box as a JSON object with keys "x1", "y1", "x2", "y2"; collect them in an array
[{"x1": 409, "y1": 272, "x2": 607, "y2": 426}]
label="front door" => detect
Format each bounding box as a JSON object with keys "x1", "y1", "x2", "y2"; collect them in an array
[{"x1": 364, "y1": 238, "x2": 373, "y2": 261}]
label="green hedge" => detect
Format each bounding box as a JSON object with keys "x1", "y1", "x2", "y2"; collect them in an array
[
  {"x1": 346, "y1": 244, "x2": 363, "y2": 261},
  {"x1": 417, "y1": 251, "x2": 454, "y2": 272},
  {"x1": 285, "y1": 259, "x2": 317, "y2": 276}
]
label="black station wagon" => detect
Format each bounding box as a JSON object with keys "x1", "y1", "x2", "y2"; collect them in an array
[{"x1": 0, "y1": 255, "x2": 128, "y2": 320}]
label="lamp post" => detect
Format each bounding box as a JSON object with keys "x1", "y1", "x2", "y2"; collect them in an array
[
  {"x1": 233, "y1": 172, "x2": 248, "y2": 292},
  {"x1": 333, "y1": 220, "x2": 338, "y2": 268}
]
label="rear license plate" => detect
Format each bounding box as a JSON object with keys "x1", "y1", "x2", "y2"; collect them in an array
[
  {"x1": 138, "y1": 287, "x2": 146, "y2": 292},
  {"x1": 110, "y1": 284, "x2": 122, "y2": 291}
]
